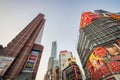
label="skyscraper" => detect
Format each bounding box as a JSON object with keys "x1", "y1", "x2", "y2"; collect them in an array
[
  {"x1": 51, "y1": 41, "x2": 57, "y2": 58},
  {"x1": 77, "y1": 10, "x2": 120, "y2": 80},
  {"x1": 47, "y1": 41, "x2": 57, "y2": 71},
  {"x1": 0, "y1": 13, "x2": 45, "y2": 80},
  {"x1": 45, "y1": 41, "x2": 58, "y2": 80}
]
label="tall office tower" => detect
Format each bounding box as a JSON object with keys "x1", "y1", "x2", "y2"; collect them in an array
[
  {"x1": 77, "y1": 11, "x2": 120, "y2": 80},
  {"x1": 47, "y1": 41, "x2": 57, "y2": 71},
  {"x1": 0, "y1": 13, "x2": 45, "y2": 80},
  {"x1": 45, "y1": 41, "x2": 58, "y2": 80},
  {"x1": 51, "y1": 41, "x2": 57, "y2": 58},
  {"x1": 59, "y1": 50, "x2": 72, "y2": 80}
]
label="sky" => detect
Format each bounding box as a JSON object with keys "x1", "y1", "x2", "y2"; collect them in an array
[{"x1": 0, "y1": 0, "x2": 120, "y2": 80}]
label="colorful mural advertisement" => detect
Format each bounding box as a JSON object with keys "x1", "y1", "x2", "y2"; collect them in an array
[
  {"x1": 105, "y1": 43, "x2": 120, "y2": 73},
  {"x1": 87, "y1": 52, "x2": 110, "y2": 79},
  {"x1": 22, "y1": 50, "x2": 39, "y2": 73},
  {"x1": 0, "y1": 56, "x2": 14, "y2": 76},
  {"x1": 86, "y1": 41, "x2": 120, "y2": 79}
]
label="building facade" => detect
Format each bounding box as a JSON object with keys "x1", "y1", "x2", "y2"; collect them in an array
[
  {"x1": 62, "y1": 63, "x2": 82, "y2": 80},
  {"x1": 52, "y1": 66, "x2": 59, "y2": 80},
  {"x1": 62, "y1": 56, "x2": 82, "y2": 80},
  {"x1": 77, "y1": 10, "x2": 120, "y2": 80},
  {"x1": 0, "y1": 13, "x2": 45, "y2": 80},
  {"x1": 59, "y1": 50, "x2": 73, "y2": 80}
]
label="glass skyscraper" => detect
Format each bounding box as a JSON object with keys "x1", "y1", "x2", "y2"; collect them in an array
[
  {"x1": 77, "y1": 10, "x2": 120, "y2": 80},
  {"x1": 51, "y1": 41, "x2": 57, "y2": 58},
  {"x1": 45, "y1": 41, "x2": 58, "y2": 80}
]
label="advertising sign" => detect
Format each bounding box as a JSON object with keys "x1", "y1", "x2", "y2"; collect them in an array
[
  {"x1": 110, "y1": 14, "x2": 120, "y2": 21},
  {"x1": 29, "y1": 54, "x2": 37, "y2": 61},
  {"x1": 89, "y1": 53, "x2": 103, "y2": 69},
  {"x1": 31, "y1": 50, "x2": 39, "y2": 55},
  {"x1": 22, "y1": 50, "x2": 39, "y2": 73},
  {"x1": 0, "y1": 56, "x2": 14, "y2": 76},
  {"x1": 86, "y1": 61, "x2": 94, "y2": 74},
  {"x1": 105, "y1": 43, "x2": 120, "y2": 56},
  {"x1": 93, "y1": 46, "x2": 106, "y2": 57},
  {"x1": 107, "y1": 61, "x2": 120, "y2": 73},
  {"x1": 22, "y1": 61, "x2": 35, "y2": 72},
  {"x1": 25, "y1": 61, "x2": 34, "y2": 68}
]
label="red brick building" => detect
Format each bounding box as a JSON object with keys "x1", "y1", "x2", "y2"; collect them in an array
[{"x1": 0, "y1": 13, "x2": 45, "y2": 80}]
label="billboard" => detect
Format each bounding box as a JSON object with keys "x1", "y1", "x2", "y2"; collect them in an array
[
  {"x1": 89, "y1": 53, "x2": 103, "y2": 69},
  {"x1": 93, "y1": 46, "x2": 106, "y2": 57},
  {"x1": 87, "y1": 52, "x2": 110, "y2": 79},
  {"x1": 29, "y1": 54, "x2": 37, "y2": 61},
  {"x1": 80, "y1": 12, "x2": 100, "y2": 29},
  {"x1": 104, "y1": 43, "x2": 120, "y2": 73},
  {"x1": 22, "y1": 50, "x2": 39, "y2": 73},
  {"x1": 105, "y1": 43, "x2": 120, "y2": 56},
  {"x1": 0, "y1": 56, "x2": 14, "y2": 76},
  {"x1": 104, "y1": 43, "x2": 120, "y2": 62},
  {"x1": 22, "y1": 61, "x2": 35, "y2": 72},
  {"x1": 87, "y1": 42, "x2": 120, "y2": 79}
]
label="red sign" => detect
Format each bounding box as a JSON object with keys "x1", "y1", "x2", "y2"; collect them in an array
[
  {"x1": 107, "y1": 61, "x2": 120, "y2": 73},
  {"x1": 80, "y1": 12, "x2": 100, "y2": 29},
  {"x1": 29, "y1": 54, "x2": 37, "y2": 61},
  {"x1": 60, "y1": 50, "x2": 67, "y2": 54},
  {"x1": 93, "y1": 46, "x2": 106, "y2": 57}
]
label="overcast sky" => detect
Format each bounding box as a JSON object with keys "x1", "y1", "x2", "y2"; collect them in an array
[{"x1": 0, "y1": 0, "x2": 120, "y2": 80}]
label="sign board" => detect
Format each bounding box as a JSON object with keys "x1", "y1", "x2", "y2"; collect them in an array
[
  {"x1": 22, "y1": 50, "x2": 39, "y2": 73},
  {"x1": 89, "y1": 53, "x2": 103, "y2": 69},
  {"x1": 105, "y1": 43, "x2": 120, "y2": 56},
  {"x1": 0, "y1": 56, "x2": 14, "y2": 76}
]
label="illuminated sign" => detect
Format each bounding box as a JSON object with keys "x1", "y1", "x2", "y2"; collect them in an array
[
  {"x1": 22, "y1": 50, "x2": 39, "y2": 73},
  {"x1": 0, "y1": 56, "x2": 14, "y2": 76}
]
